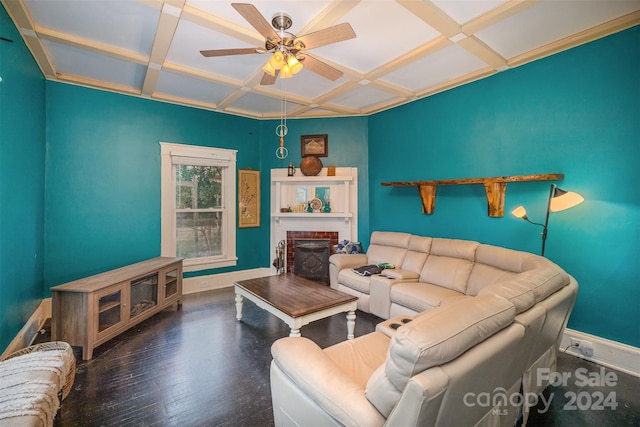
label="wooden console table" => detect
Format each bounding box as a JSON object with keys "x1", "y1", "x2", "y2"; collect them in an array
[
  {"x1": 381, "y1": 173, "x2": 564, "y2": 217},
  {"x1": 51, "y1": 257, "x2": 183, "y2": 360}
]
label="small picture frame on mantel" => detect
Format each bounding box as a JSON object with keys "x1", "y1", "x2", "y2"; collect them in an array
[{"x1": 301, "y1": 134, "x2": 328, "y2": 157}]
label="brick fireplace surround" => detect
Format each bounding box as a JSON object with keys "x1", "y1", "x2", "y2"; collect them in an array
[{"x1": 286, "y1": 231, "x2": 339, "y2": 274}]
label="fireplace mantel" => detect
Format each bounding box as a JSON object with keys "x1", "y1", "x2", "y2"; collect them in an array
[{"x1": 270, "y1": 167, "x2": 358, "y2": 274}]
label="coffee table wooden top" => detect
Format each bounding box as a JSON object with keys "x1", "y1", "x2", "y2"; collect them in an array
[{"x1": 234, "y1": 274, "x2": 358, "y2": 318}]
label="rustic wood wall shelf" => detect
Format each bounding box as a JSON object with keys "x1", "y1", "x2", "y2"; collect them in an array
[{"x1": 381, "y1": 173, "x2": 564, "y2": 217}]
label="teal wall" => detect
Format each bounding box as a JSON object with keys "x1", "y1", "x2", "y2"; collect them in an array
[
  {"x1": 44, "y1": 83, "x2": 265, "y2": 286},
  {"x1": 0, "y1": 4, "x2": 46, "y2": 350},
  {"x1": 369, "y1": 27, "x2": 640, "y2": 347}
]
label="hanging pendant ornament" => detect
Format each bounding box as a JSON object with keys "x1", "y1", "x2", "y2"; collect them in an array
[
  {"x1": 275, "y1": 123, "x2": 288, "y2": 159},
  {"x1": 275, "y1": 72, "x2": 289, "y2": 159},
  {"x1": 275, "y1": 135, "x2": 288, "y2": 159}
]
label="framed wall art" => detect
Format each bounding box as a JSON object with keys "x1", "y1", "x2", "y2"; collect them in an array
[
  {"x1": 238, "y1": 169, "x2": 260, "y2": 228},
  {"x1": 301, "y1": 134, "x2": 328, "y2": 157}
]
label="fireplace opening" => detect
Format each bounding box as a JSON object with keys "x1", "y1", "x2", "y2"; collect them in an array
[{"x1": 294, "y1": 239, "x2": 331, "y2": 284}]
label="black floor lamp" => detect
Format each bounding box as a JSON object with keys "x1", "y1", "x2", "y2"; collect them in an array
[{"x1": 511, "y1": 184, "x2": 584, "y2": 256}]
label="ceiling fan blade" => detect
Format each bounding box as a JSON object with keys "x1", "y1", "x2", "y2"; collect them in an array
[
  {"x1": 232, "y1": 3, "x2": 279, "y2": 40},
  {"x1": 260, "y1": 70, "x2": 278, "y2": 85},
  {"x1": 302, "y1": 55, "x2": 343, "y2": 81},
  {"x1": 200, "y1": 48, "x2": 259, "y2": 57},
  {"x1": 295, "y1": 23, "x2": 356, "y2": 50}
]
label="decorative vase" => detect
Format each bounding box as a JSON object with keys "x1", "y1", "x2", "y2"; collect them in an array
[{"x1": 300, "y1": 156, "x2": 323, "y2": 176}]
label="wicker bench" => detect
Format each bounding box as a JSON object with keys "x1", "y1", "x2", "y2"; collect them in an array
[{"x1": 0, "y1": 342, "x2": 76, "y2": 427}]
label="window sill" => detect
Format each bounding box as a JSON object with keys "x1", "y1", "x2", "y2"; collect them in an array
[{"x1": 183, "y1": 257, "x2": 238, "y2": 273}]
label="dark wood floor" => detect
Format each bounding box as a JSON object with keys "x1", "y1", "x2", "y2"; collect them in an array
[{"x1": 37, "y1": 287, "x2": 638, "y2": 426}]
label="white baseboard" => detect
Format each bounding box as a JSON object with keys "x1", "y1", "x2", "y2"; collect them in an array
[
  {"x1": 1, "y1": 298, "x2": 52, "y2": 360},
  {"x1": 183, "y1": 267, "x2": 275, "y2": 295},
  {"x1": 561, "y1": 328, "x2": 640, "y2": 378}
]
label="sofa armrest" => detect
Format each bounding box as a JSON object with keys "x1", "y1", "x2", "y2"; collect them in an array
[
  {"x1": 381, "y1": 269, "x2": 420, "y2": 280},
  {"x1": 329, "y1": 253, "x2": 369, "y2": 270},
  {"x1": 329, "y1": 254, "x2": 369, "y2": 289},
  {"x1": 271, "y1": 337, "x2": 386, "y2": 427}
]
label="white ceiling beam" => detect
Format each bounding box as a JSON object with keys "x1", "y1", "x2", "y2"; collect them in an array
[
  {"x1": 395, "y1": 0, "x2": 460, "y2": 37},
  {"x1": 181, "y1": 3, "x2": 264, "y2": 47},
  {"x1": 162, "y1": 62, "x2": 243, "y2": 88},
  {"x1": 365, "y1": 36, "x2": 451, "y2": 81},
  {"x1": 462, "y1": 0, "x2": 541, "y2": 35},
  {"x1": 143, "y1": 1, "x2": 185, "y2": 96},
  {"x1": 56, "y1": 73, "x2": 141, "y2": 96},
  {"x1": 1, "y1": 0, "x2": 56, "y2": 78},
  {"x1": 36, "y1": 27, "x2": 148, "y2": 65},
  {"x1": 457, "y1": 36, "x2": 507, "y2": 69},
  {"x1": 298, "y1": 0, "x2": 360, "y2": 35}
]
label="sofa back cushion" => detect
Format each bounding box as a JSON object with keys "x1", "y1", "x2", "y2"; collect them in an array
[
  {"x1": 418, "y1": 238, "x2": 478, "y2": 293},
  {"x1": 467, "y1": 244, "x2": 549, "y2": 295},
  {"x1": 479, "y1": 267, "x2": 569, "y2": 312},
  {"x1": 367, "y1": 231, "x2": 411, "y2": 266},
  {"x1": 365, "y1": 295, "x2": 515, "y2": 415},
  {"x1": 400, "y1": 235, "x2": 432, "y2": 273}
]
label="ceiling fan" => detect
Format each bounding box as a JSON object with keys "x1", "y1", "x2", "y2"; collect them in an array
[{"x1": 200, "y1": 3, "x2": 356, "y2": 85}]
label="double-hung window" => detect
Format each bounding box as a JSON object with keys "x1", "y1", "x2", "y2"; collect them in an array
[{"x1": 160, "y1": 142, "x2": 237, "y2": 271}]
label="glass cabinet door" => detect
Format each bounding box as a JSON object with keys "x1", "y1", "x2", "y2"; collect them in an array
[
  {"x1": 130, "y1": 273, "x2": 159, "y2": 318},
  {"x1": 164, "y1": 268, "x2": 179, "y2": 300},
  {"x1": 96, "y1": 285, "x2": 124, "y2": 339}
]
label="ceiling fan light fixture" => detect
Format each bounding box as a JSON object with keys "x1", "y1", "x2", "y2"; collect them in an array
[
  {"x1": 269, "y1": 51, "x2": 285, "y2": 70},
  {"x1": 280, "y1": 64, "x2": 293, "y2": 79},
  {"x1": 287, "y1": 56, "x2": 303, "y2": 75}
]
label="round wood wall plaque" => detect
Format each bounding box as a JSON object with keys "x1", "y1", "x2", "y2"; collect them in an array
[{"x1": 300, "y1": 156, "x2": 323, "y2": 176}]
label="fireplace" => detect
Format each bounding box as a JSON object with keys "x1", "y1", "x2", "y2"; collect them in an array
[
  {"x1": 294, "y1": 239, "x2": 331, "y2": 284},
  {"x1": 286, "y1": 231, "x2": 338, "y2": 285},
  {"x1": 270, "y1": 167, "x2": 358, "y2": 279}
]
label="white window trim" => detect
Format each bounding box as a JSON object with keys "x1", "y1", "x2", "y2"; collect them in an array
[{"x1": 160, "y1": 142, "x2": 237, "y2": 272}]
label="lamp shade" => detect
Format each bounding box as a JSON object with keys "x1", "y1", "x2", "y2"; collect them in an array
[
  {"x1": 280, "y1": 64, "x2": 293, "y2": 79},
  {"x1": 287, "y1": 56, "x2": 303, "y2": 75},
  {"x1": 511, "y1": 206, "x2": 527, "y2": 218},
  {"x1": 269, "y1": 51, "x2": 285, "y2": 70},
  {"x1": 550, "y1": 187, "x2": 584, "y2": 212}
]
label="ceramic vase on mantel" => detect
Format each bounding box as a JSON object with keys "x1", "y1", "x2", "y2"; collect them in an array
[{"x1": 300, "y1": 156, "x2": 323, "y2": 176}]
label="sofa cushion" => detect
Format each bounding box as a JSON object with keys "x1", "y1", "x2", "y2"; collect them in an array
[
  {"x1": 391, "y1": 282, "x2": 464, "y2": 311},
  {"x1": 416, "y1": 238, "x2": 479, "y2": 294},
  {"x1": 365, "y1": 364, "x2": 402, "y2": 417},
  {"x1": 338, "y1": 269, "x2": 374, "y2": 294},
  {"x1": 466, "y1": 264, "x2": 517, "y2": 296},
  {"x1": 430, "y1": 238, "x2": 478, "y2": 260},
  {"x1": 385, "y1": 294, "x2": 515, "y2": 391},
  {"x1": 323, "y1": 332, "x2": 390, "y2": 388},
  {"x1": 397, "y1": 236, "x2": 432, "y2": 274},
  {"x1": 475, "y1": 244, "x2": 541, "y2": 272},
  {"x1": 467, "y1": 245, "x2": 546, "y2": 295},
  {"x1": 478, "y1": 267, "x2": 569, "y2": 313},
  {"x1": 419, "y1": 256, "x2": 474, "y2": 294},
  {"x1": 366, "y1": 232, "x2": 411, "y2": 266}
]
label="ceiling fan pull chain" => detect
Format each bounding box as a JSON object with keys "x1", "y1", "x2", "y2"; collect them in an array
[{"x1": 275, "y1": 78, "x2": 288, "y2": 159}]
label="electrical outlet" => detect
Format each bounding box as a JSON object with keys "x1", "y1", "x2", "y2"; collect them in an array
[{"x1": 570, "y1": 337, "x2": 595, "y2": 357}]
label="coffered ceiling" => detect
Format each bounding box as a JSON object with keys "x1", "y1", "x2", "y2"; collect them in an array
[{"x1": 3, "y1": 0, "x2": 639, "y2": 119}]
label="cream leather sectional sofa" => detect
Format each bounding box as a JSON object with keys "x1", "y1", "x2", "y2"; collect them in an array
[{"x1": 270, "y1": 231, "x2": 578, "y2": 426}]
